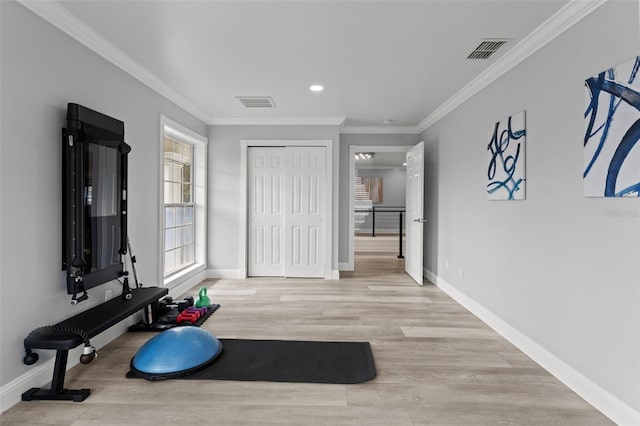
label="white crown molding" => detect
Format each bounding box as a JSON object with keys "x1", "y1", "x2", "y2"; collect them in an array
[
  {"x1": 162, "y1": 116, "x2": 208, "y2": 145},
  {"x1": 209, "y1": 116, "x2": 346, "y2": 126},
  {"x1": 341, "y1": 125, "x2": 419, "y2": 135},
  {"x1": 19, "y1": 0, "x2": 606, "y2": 134},
  {"x1": 424, "y1": 267, "x2": 640, "y2": 426},
  {"x1": 17, "y1": 0, "x2": 211, "y2": 124},
  {"x1": 18, "y1": 0, "x2": 343, "y2": 128},
  {"x1": 416, "y1": 0, "x2": 608, "y2": 133}
]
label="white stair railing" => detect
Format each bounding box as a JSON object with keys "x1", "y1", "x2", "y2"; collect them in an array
[{"x1": 354, "y1": 176, "x2": 372, "y2": 231}]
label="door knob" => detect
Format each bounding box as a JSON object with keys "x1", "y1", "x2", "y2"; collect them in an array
[{"x1": 413, "y1": 218, "x2": 427, "y2": 223}]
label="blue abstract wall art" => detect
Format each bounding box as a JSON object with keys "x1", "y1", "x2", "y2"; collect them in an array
[
  {"x1": 584, "y1": 56, "x2": 640, "y2": 197},
  {"x1": 487, "y1": 110, "x2": 526, "y2": 200}
]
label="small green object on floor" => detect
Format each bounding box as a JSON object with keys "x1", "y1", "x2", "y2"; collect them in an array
[{"x1": 195, "y1": 287, "x2": 211, "y2": 308}]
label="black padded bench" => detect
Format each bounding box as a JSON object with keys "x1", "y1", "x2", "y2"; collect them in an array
[{"x1": 22, "y1": 286, "x2": 168, "y2": 402}]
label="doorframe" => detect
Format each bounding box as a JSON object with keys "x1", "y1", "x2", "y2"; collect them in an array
[
  {"x1": 240, "y1": 140, "x2": 333, "y2": 279},
  {"x1": 346, "y1": 145, "x2": 411, "y2": 271}
]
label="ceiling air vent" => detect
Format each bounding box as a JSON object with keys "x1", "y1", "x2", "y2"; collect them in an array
[
  {"x1": 236, "y1": 96, "x2": 276, "y2": 108},
  {"x1": 467, "y1": 40, "x2": 508, "y2": 60}
]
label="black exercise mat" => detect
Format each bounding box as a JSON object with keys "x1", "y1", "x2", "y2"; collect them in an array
[
  {"x1": 127, "y1": 339, "x2": 376, "y2": 384},
  {"x1": 128, "y1": 304, "x2": 220, "y2": 332}
]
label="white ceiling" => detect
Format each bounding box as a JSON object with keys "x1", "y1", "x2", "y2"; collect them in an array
[{"x1": 49, "y1": 0, "x2": 574, "y2": 129}]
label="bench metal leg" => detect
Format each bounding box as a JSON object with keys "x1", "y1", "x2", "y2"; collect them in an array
[{"x1": 21, "y1": 349, "x2": 90, "y2": 402}]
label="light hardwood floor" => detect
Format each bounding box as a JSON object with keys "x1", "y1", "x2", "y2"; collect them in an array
[
  {"x1": 1, "y1": 253, "x2": 611, "y2": 425},
  {"x1": 355, "y1": 235, "x2": 404, "y2": 257}
]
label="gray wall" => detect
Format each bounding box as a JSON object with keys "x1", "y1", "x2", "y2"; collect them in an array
[
  {"x1": 357, "y1": 168, "x2": 406, "y2": 207},
  {"x1": 339, "y1": 134, "x2": 420, "y2": 262},
  {"x1": 208, "y1": 131, "x2": 418, "y2": 268},
  {"x1": 0, "y1": 2, "x2": 206, "y2": 388},
  {"x1": 207, "y1": 125, "x2": 341, "y2": 271},
  {"x1": 420, "y1": 0, "x2": 639, "y2": 411}
]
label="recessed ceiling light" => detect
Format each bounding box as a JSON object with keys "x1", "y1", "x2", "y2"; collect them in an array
[
  {"x1": 309, "y1": 85, "x2": 324, "y2": 92},
  {"x1": 402, "y1": 162, "x2": 407, "y2": 166}
]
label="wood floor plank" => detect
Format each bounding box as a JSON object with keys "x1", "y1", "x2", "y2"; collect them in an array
[
  {"x1": 346, "y1": 382, "x2": 594, "y2": 410},
  {"x1": 66, "y1": 380, "x2": 348, "y2": 407},
  {"x1": 401, "y1": 325, "x2": 502, "y2": 339},
  {"x1": 280, "y1": 295, "x2": 433, "y2": 304}
]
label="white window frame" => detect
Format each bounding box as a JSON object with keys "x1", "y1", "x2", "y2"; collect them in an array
[
  {"x1": 163, "y1": 137, "x2": 195, "y2": 275},
  {"x1": 159, "y1": 116, "x2": 207, "y2": 288}
]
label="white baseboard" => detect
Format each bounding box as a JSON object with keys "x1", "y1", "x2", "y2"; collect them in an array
[
  {"x1": 423, "y1": 267, "x2": 640, "y2": 426},
  {"x1": 1, "y1": 357, "x2": 56, "y2": 414},
  {"x1": 0, "y1": 322, "x2": 129, "y2": 414},
  {"x1": 206, "y1": 268, "x2": 244, "y2": 279},
  {"x1": 205, "y1": 269, "x2": 339, "y2": 280},
  {"x1": 338, "y1": 262, "x2": 353, "y2": 272},
  {"x1": 168, "y1": 269, "x2": 208, "y2": 298},
  {"x1": 423, "y1": 268, "x2": 437, "y2": 284}
]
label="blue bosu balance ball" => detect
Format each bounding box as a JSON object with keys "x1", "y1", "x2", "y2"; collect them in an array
[{"x1": 131, "y1": 326, "x2": 222, "y2": 380}]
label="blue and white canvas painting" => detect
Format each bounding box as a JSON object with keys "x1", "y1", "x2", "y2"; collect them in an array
[
  {"x1": 584, "y1": 56, "x2": 640, "y2": 197},
  {"x1": 487, "y1": 110, "x2": 526, "y2": 200}
]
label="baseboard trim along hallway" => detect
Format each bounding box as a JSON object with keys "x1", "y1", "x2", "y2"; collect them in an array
[{"x1": 424, "y1": 267, "x2": 640, "y2": 426}]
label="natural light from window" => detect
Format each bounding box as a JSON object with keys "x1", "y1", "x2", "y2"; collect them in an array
[{"x1": 163, "y1": 136, "x2": 195, "y2": 275}]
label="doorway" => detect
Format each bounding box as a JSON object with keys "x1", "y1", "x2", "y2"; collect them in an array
[{"x1": 348, "y1": 146, "x2": 410, "y2": 270}]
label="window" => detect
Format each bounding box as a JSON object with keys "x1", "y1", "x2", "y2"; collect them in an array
[
  {"x1": 160, "y1": 116, "x2": 207, "y2": 285},
  {"x1": 163, "y1": 137, "x2": 194, "y2": 275}
]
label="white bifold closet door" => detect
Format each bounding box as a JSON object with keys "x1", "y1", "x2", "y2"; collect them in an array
[
  {"x1": 248, "y1": 146, "x2": 326, "y2": 278},
  {"x1": 248, "y1": 148, "x2": 285, "y2": 276}
]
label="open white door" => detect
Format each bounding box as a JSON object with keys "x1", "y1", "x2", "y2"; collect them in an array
[{"x1": 405, "y1": 142, "x2": 425, "y2": 285}]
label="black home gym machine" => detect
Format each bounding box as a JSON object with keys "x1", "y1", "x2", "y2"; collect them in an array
[{"x1": 21, "y1": 103, "x2": 167, "y2": 402}]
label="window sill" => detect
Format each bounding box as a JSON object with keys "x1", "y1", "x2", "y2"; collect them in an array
[{"x1": 164, "y1": 263, "x2": 206, "y2": 289}]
